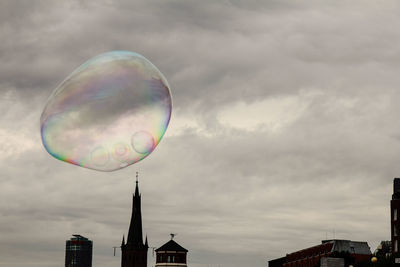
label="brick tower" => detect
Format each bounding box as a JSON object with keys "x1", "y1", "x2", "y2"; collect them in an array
[{"x1": 155, "y1": 235, "x2": 188, "y2": 267}]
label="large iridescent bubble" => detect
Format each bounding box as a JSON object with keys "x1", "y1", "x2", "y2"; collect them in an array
[{"x1": 40, "y1": 51, "x2": 172, "y2": 171}]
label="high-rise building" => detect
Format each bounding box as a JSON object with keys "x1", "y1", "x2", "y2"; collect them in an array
[
  {"x1": 391, "y1": 178, "x2": 400, "y2": 255},
  {"x1": 155, "y1": 237, "x2": 188, "y2": 267},
  {"x1": 121, "y1": 174, "x2": 148, "y2": 267},
  {"x1": 65, "y1": 234, "x2": 93, "y2": 267}
]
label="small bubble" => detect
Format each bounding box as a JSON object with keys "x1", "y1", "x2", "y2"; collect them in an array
[
  {"x1": 112, "y1": 143, "x2": 131, "y2": 162},
  {"x1": 131, "y1": 131, "x2": 155, "y2": 154},
  {"x1": 114, "y1": 143, "x2": 128, "y2": 156}
]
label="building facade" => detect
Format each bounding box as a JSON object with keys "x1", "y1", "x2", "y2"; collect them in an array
[
  {"x1": 374, "y1": 240, "x2": 392, "y2": 258},
  {"x1": 155, "y1": 238, "x2": 188, "y2": 267},
  {"x1": 320, "y1": 257, "x2": 344, "y2": 267},
  {"x1": 121, "y1": 176, "x2": 148, "y2": 267},
  {"x1": 268, "y1": 256, "x2": 286, "y2": 267},
  {"x1": 65, "y1": 234, "x2": 93, "y2": 267},
  {"x1": 391, "y1": 178, "x2": 400, "y2": 255},
  {"x1": 268, "y1": 239, "x2": 371, "y2": 267}
]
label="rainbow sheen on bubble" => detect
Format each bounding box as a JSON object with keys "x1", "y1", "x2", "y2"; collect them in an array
[{"x1": 40, "y1": 51, "x2": 172, "y2": 171}]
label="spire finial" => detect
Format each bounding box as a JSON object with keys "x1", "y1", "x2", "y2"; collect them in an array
[
  {"x1": 170, "y1": 233, "x2": 177, "y2": 240},
  {"x1": 134, "y1": 172, "x2": 140, "y2": 197}
]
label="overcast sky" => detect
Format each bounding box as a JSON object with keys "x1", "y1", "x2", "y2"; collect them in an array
[{"x1": 2, "y1": 1, "x2": 400, "y2": 266}]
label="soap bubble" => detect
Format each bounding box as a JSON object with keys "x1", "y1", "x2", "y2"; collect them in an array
[{"x1": 40, "y1": 51, "x2": 172, "y2": 171}]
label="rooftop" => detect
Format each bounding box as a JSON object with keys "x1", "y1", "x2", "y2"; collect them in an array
[{"x1": 155, "y1": 239, "x2": 188, "y2": 252}]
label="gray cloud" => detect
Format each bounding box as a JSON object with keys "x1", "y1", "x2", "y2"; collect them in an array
[{"x1": 1, "y1": 0, "x2": 400, "y2": 266}]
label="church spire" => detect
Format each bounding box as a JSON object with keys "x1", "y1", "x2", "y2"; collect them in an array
[
  {"x1": 127, "y1": 172, "x2": 144, "y2": 246},
  {"x1": 135, "y1": 171, "x2": 140, "y2": 197},
  {"x1": 121, "y1": 172, "x2": 148, "y2": 267}
]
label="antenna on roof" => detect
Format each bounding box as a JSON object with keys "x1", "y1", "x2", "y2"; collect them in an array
[
  {"x1": 112, "y1": 246, "x2": 120, "y2": 256},
  {"x1": 170, "y1": 233, "x2": 177, "y2": 240}
]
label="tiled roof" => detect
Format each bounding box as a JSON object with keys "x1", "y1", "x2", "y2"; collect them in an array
[{"x1": 155, "y1": 240, "x2": 188, "y2": 252}]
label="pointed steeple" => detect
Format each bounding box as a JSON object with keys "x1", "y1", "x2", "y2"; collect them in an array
[
  {"x1": 127, "y1": 172, "x2": 144, "y2": 247},
  {"x1": 135, "y1": 172, "x2": 140, "y2": 197},
  {"x1": 121, "y1": 172, "x2": 148, "y2": 267},
  {"x1": 121, "y1": 235, "x2": 125, "y2": 246},
  {"x1": 145, "y1": 235, "x2": 148, "y2": 248}
]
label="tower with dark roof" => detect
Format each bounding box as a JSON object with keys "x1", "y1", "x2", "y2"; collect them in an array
[
  {"x1": 121, "y1": 174, "x2": 148, "y2": 267},
  {"x1": 155, "y1": 236, "x2": 188, "y2": 267}
]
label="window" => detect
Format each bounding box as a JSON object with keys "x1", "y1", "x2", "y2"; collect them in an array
[
  {"x1": 395, "y1": 240, "x2": 398, "y2": 252},
  {"x1": 69, "y1": 245, "x2": 81, "y2": 251},
  {"x1": 395, "y1": 209, "x2": 398, "y2": 221},
  {"x1": 395, "y1": 225, "x2": 398, "y2": 237}
]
